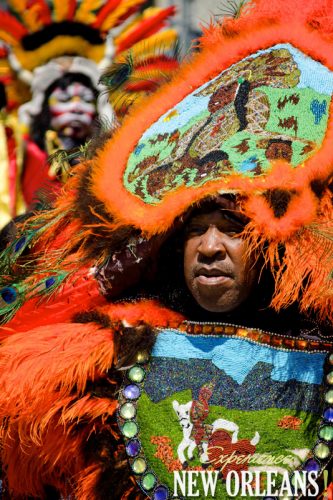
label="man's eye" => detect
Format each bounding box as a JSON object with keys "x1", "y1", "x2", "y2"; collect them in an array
[{"x1": 186, "y1": 226, "x2": 205, "y2": 235}]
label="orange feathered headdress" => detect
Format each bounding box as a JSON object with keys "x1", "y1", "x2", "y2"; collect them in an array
[{"x1": 0, "y1": 0, "x2": 332, "y2": 326}]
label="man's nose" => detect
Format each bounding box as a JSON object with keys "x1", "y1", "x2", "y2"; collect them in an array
[{"x1": 198, "y1": 227, "x2": 227, "y2": 259}]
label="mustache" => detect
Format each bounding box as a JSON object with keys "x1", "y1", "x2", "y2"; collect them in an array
[{"x1": 193, "y1": 265, "x2": 234, "y2": 278}]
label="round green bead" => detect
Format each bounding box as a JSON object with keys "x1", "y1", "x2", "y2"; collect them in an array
[
  {"x1": 327, "y1": 371, "x2": 333, "y2": 384},
  {"x1": 120, "y1": 403, "x2": 136, "y2": 420},
  {"x1": 122, "y1": 421, "x2": 138, "y2": 438},
  {"x1": 141, "y1": 473, "x2": 156, "y2": 490},
  {"x1": 132, "y1": 457, "x2": 147, "y2": 474},
  {"x1": 128, "y1": 366, "x2": 145, "y2": 383},
  {"x1": 329, "y1": 354, "x2": 333, "y2": 365},
  {"x1": 314, "y1": 442, "x2": 330, "y2": 459},
  {"x1": 319, "y1": 425, "x2": 333, "y2": 441},
  {"x1": 325, "y1": 390, "x2": 333, "y2": 404}
]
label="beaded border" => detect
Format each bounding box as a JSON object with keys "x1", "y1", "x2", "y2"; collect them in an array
[{"x1": 117, "y1": 354, "x2": 177, "y2": 500}]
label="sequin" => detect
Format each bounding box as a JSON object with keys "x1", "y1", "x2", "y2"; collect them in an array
[
  {"x1": 123, "y1": 384, "x2": 140, "y2": 399},
  {"x1": 128, "y1": 366, "x2": 145, "y2": 383},
  {"x1": 132, "y1": 457, "x2": 147, "y2": 474},
  {"x1": 319, "y1": 425, "x2": 333, "y2": 441},
  {"x1": 153, "y1": 486, "x2": 169, "y2": 500},
  {"x1": 141, "y1": 473, "x2": 156, "y2": 490},
  {"x1": 126, "y1": 439, "x2": 141, "y2": 457},
  {"x1": 314, "y1": 442, "x2": 330, "y2": 459},
  {"x1": 120, "y1": 402, "x2": 136, "y2": 419},
  {"x1": 323, "y1": 408, "x2": 333, "y2": 422},
  {"x1": 122, "y1": 421, "x2": 138, "y2": 438}
]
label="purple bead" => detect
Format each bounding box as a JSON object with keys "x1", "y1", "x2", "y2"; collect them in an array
[
  {"x1": 153, "y1": 485, "x2": 169, "y2": 500},
  {"x1": 324, "y1": 408, "x2": 333, "y2": 422},
  {"x1": 303, "y1": 458, "x2": 321, "y2": 472},
  {"x1": 123, "y1": 384, "x2": 140, "y2": 400},
  {"x1": 126, "y1": 439, "x2": 141, "y2": 457}
]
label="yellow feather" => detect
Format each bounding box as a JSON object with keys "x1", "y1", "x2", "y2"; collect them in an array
[
  {"x1": 101, "y1": 0, "x2": 146, "y2": 31},
  {"x1": 52, "y1": 0, "x2": 71, "y2": 22},
  {"x1": 115, "y1": 30, "x2": 178, "y2": 64},
  {"x1": 74, "y1": 0, "x2": 104, "y2": 24},
  {"x1": 8, "y1": 0, "x2": 43, "y2": 31}
]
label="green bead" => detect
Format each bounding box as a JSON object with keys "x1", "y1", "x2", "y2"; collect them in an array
[
  {"x1": 325, "y1": 390, "x2": 333, "y2": 404},
  {"x1": 120, "y1": 402, "x2": 136, "y2": 420},
  {"x1": 314, "y1": 442, "x2": 330, "y2": 459},
  {"x1": 319, "y1": 425, "x2": 333, "y2": 441},
  {"x1": 141, "y1": 473, "x2": 156, "y2": 490},
  {"x1": 329, "y1": 354, "x2": 333, "y2": 365},
  {"x1": 122, "y1": 421, "x2": 138, "y2": 438},
  {"x1": 327, "y1": 371, "x2": 333, "y2": 384},
  {"x1": 128, "y1": 366, "x2": 145, "y2": 383},
  {"x1": 132, "y1": 457, "x2": 147, "y2": 474}
]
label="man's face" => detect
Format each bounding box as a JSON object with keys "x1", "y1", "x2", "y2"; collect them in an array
[
  {"x1": 184, "y1": 207, "x2": 258, "y2": 313},
  {"x1": 48, "y1": 82, "x2": 97, "y2": 139}
]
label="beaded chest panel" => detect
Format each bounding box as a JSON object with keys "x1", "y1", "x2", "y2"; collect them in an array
[{"x1": 118, "y1": 324, "x2": 333, "y2": 499}]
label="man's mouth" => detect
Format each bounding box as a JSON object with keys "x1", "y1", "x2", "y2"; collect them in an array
[{"x1": 194, "y1": 267, "x2": 233, "y2": 286}]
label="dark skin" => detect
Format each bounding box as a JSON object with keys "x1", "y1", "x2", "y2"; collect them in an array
[{"x1": 184, "y1": 208, "x2": 259, "y2": 313}]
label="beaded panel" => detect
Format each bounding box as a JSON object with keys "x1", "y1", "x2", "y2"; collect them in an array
[
  {"x1": 118, "y1": 324, "x2": 333, "y2": 499},
  {"x1": 123, "y1": 43, "x2": 333, "y2": 204}
]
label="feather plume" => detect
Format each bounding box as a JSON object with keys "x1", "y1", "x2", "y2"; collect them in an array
[
  {"x1": 115, "y1": 6, "x2": 176, "y2": 54},
  {"x1": 98, "y1": 0, "x2": 146, "y2": 31},
  {"x1": 0, "y1": 11, "x2": 27, "y2": 41}
]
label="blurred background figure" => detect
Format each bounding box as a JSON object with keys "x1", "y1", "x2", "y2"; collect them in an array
[{"x1": 0, "y1": 0, "x2": 179, "y2": 221}]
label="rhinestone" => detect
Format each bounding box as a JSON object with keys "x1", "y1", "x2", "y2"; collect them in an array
[
  {"x1": 314, "y1": 442, "x2": 330, "y2": 460},
  {"x1": 128, "y1": 366, "x2": 145, "y2": 383},
  {"x1": 327, "y1": 372, "x2": 333, "y2": 384},
  {"x1": 120, "y1": 403, "x2": 136, "y2": 420},
  {"x1": 324, "y1": 408, "x2": 333, "y2": 422},
  {"x1": 153, "y1": 485, "x2": 169, "y2": 500},
  {"x1": 303, "y1": 458, "x2": 320, "y2": 472},
  {"x1": 141, "y1": 473, "x2": 156, "y2": 491},
  {"x1": 122, "y1": 421, "x2": 138, "y2": 438},
  {"x1": 325, "y1": 390, "x2": 333, "y2": 404},
  {"x1": 123, "y1": 384, "x2": 140, "y2": 400},
  {"x1": 126, "y1": 439, "x2": 141, "y2": 457},
  {"x1": 319, "y1": 425, "x2": 333, "y2": 442},
  {"x1": 132, "y1": 457, "x2": 147, "y2": 474}
]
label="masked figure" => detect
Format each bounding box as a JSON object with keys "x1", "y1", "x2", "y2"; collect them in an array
[
  {"x1": 0, "y1": 0, "x2": 178, "y2": 214},
  {"x1": 0, "y1": 0, "x2": 332, "y2": 498}
]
